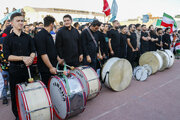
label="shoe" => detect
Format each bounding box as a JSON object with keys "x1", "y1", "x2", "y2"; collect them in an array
[{"x1": 2, "y1": 97, "x2": 8, "y2": 104}]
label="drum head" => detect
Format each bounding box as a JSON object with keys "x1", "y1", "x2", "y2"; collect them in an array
[
  {"x1": 143, "y1": 64, "x2": 152, "y2": 76},
  {"x1": 139, "y1": 52, "x2": 160, "y2": 74},
  {"x1": 49, "y1": 76, "x2": 67, "y2": 120},
  {"x1": 157, "y1": 50, "x2": 169, "y2": 71},
  {"x1": 109, "y1": 59, "x2": 132, "y2": 91},
  {"x1": 136, "y1": 68, "x2": 148, "y2": 81}
]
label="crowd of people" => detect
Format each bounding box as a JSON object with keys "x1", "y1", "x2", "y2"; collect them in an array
[{"x1": 0, "y1": 12, "x2": 180, "y2": 120}]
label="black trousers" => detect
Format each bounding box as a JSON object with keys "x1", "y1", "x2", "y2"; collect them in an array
[
  {"x1": 40, "y1": 72, "x2": 52, "y2": 87},
  {"x1": 9, "y1": 66, "x2": 29, "y2": 118}
]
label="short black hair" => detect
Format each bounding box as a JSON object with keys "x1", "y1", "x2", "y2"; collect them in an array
[
  {"x1": 141, "y1": 24, "x2": 146, "y2": 28},
  {"x1": 74, "y1": 22, "x2": 79, "y2": 28},
  {"x1": 120, "y1": 25, "x2": 127, "y2": 30},
  {"x1": 112, "y1": 20, "x2": 118, "y2": 24},
  {"x1": 135, "y1": 24, "x2": 141, "y2": 28},
  {"x1": 91, "y1": 20, "x2": 102, "y2": 27},
  {"x1": 157, "y1": 28, "x2": 163, "y2": 32},
  {"x1": 24, "y1": 25, "x2": 29, "y2": 29},
  {"x1": 39, "y1": 22, "x2": 43, "y2": 25},
  {"x1": 128, "y1": 24, "x2": 135, "y2": 30},
  {"x1": 10, "y1": 12, "x2": 23, "y2": 21},
  {"x1": 165, "y1": 27, "x2": 170, "y2": 32},
  {"x1": 43, "y1": 15, "x2": 55, "y2": 27},
  {"x1": 63, "y1": 14, "x2": 72, "y2": 21},
  {"x1": 59, "y1": 21, "x2": 63, "y2": 26}
]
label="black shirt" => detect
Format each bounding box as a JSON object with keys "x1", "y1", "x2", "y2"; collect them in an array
[
  {"x1": 34, "y1": 28, "x2": 57, "y2": 73},
  {"x1": 81, "y1": 28, "x2": 99, "y2": 58},
  {"x1": 127, "y1": 32, "x2": 137, "y2": 51},
  {"x1": 3, "y1": 32, "x2": 35, "y2": 71},
  {"x1": 162, "y1": 33, "x2": 171, "y2": 49},
  {"x1": 108, "y1": 29, "x2": 121, "y2": 52},
  {"x1": 156, "y1": 35, "x2": 162, "y2": 50},
  {"x1": 149, "y1": 32, "x2": 158, "y2": 51},
  {"x1": 140, "y1": 31, "x2": 149, "y2": 53},
  {"x1": 55, "y1": 26, "x2": 82, "y2": 66},
  {"x1": 120, "y1": 33, "x2": 128, "y2": 58}
]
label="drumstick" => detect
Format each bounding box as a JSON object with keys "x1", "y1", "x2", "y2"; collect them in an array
[
  {"x1": 27, "y1": 66, "x2": 34, "y2": 83},
  {"x1": 65, "y1": 64, "x2": 75, "y2": 70}
]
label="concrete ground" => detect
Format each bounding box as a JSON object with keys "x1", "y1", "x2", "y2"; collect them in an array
[{"x1": 1, "y1": 60, "x2": 180, "y2": 120}]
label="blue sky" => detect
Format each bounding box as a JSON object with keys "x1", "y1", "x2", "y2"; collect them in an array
[{"x1": 0, "y1": 0, "x2": 180, "y2": 21}]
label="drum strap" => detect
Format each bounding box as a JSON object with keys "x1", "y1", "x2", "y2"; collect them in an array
[
  {"x1": 86, "y1": 28, "x2": 98, "y2": 48},
  {"x1": 63, "y1": 64, "x2": 70, "y2": 96},
  {"x1": 102, "y1": 71, "x2": 109, "y2": 83}
]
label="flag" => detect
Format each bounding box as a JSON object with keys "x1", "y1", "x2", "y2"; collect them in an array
[
  {"x1": 161, "y1": 13, "x2": 177, "y2": 33},
  {"x1": 103, "y1": 0, "x2": 111, "y2": 16},
  {"x1": 110, "y1": 0, "x2": 118, "y2": 22},
  {"x1": 156, "y1": 19, "x2": 162, "y2": 26},
  {"x1": 175, "y1": 42, "x2": 180, "y2": 54},
  {"x1": 143, "y1": 15, "x2": 149, "y2": 23},
  {"x1": 0, "y1": 9, "x2": 21, "y2": 24}
]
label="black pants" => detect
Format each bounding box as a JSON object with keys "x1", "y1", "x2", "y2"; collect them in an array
[
  {"x1": 40, "y1": 72, "x2": 52, "y2": 87},
  {"x1": 9, "y1": 66, "x2": 29, "y2": 118}
]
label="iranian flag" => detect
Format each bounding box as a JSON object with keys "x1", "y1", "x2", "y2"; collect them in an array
[
  {"x1": 175, "y1": 42, "x2": 180, "y2": 54},
  {"x1": 161, "y1": 13, "x2": 177, "y2": 33}
]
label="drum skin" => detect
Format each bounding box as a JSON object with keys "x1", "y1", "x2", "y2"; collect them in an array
[
  {"x1": 48, "y1": 74, "x2": 86, "y2": 120},
  {"x1": 16, "y1": 81, "x2": 53, "y2": 120},
  {"x1": 102, "y1": 58, "x2": 133, "y2": 92},
  {"x1": 157, "y1": 50, "x2": 170, "y2": 71},
  {"x1": 143, "y1": 64, "x2": 152, "y2": 76},
  {"x1": 139, "y1": 52, "x2": 163, "y2": 74},
  {"x1": 70, "y1": 66, "x2": 101, "y2": 100},
  {"x1": 134, "y1": 66, "x2": 148, "y2": 81},
  {"x1": 164, "y1": 49, "x2": 175, "y2": 68}
]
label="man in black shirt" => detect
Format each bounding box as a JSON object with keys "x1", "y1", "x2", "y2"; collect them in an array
[
  {"x1": 162, "y1": 27, "x2": 171, "y2": 49},
  {"x1": 108, "y1": 20, "x2": 121, "y2": 58},
  {"x1": 35, "y1": 15, "x2": 63, "y2": 86},
  {"x1": 81, "y1": 20, "x2": 101, "y2": 70},
  {"x1": 156, "y1": 28, "x2": 163, "y2": 50},
  {"x1": 3, "y1": 13, "x2": 36, "y2": 120},
  {"x1": 140, "y1": 24, "x2": 151, "y2": 54},
  {"x1": 120, "y1": 25, "x2": 128, "y2": 58},
  {"x1": 55, "y1": 15, "x2": 83, "y2": 67},
  {"x1": 149, "y1": 25, "x2": 158, "y2": 51},
  {"x1": 127, "y1": 24, "x2": 138, "y2": 67}
]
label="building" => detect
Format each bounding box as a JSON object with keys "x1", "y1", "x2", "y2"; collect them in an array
[{"x1": 23, "y1": 6, "x2": 105, "y2": 24}]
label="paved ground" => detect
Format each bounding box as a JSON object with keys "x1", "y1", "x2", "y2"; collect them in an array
[{"x1": 1, "y1": 60, "x2": 180, "y2": 120}]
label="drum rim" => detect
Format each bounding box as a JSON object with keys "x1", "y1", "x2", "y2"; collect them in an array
[
  {"x1": 16, "y1": 84, "x2": 31, "y2": 120},
  {"x1": 74, "y1": 67, "x2": 90, "y2": 98},
  {"x1": 157, "y1": 50, "x2": 170, "y2": 71},
  {"x1": 164, "y1": 49, "x2": 175, "y2": 68},
  {"x1": 152, "y1": 52, "x2": 163, "y2": 70},
  {"x1": 16, "y1": 81, "x2": 53, "y2": 120},
  {"x1": 48, "y1": 76, "x2": 70, "y2": 120}
]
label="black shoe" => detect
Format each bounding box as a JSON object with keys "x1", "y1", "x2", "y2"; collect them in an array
[{"x1": 2, "y1": 97, "x2": 8, "y2": 104}]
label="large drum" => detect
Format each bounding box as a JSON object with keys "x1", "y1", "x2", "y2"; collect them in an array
[
  {"x1": 157, "y1": 50, "x2": 170, "y2": 71},
  {"x1": 164, "y1": 49, "x2": 175, "y2": 68},
  {"x1": 70, "y1": 66, "x2": 101, "y2": 100},
  {"x1": 48, "y1": 74, "x2": 86, "y2": 120},
  {"x1": 101, "y1": 57, "x2": 133, "y2": 91},
  {"x1": 16, "y1": 81, "x2": 53, "y2": 120},
  {"x1": 139, "y1": 52, "x2": 163, "y2": 74}
]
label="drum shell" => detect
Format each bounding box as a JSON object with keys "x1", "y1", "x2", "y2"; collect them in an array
[
  {"x1": 70, "y1": 66, "x2": 101, "y2": 100},
  {"x1": 164, "y1": 49, "x2": 175, "y2": 68},
  {"x1": 48, "y1": 75, "x2": 86, "y2": 120},
  {"x1": 157, "y1": 50, "x2": 170, "y2": 71}
]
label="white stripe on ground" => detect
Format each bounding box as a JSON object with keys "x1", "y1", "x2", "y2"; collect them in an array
[{"x1": 91, "y1": 76, "x2": 180, "y2": 120}]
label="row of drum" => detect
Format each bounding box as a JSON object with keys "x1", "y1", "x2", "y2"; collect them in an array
[
  {"x1": 133, "y1": 49, "x2": 175, "y2": 81},
  {"x1": 15, "y1": 57, "x2": 134, "y2": 120},
  {"x1": 15, "y1": 49, "x2": 174, "y2": 120}
]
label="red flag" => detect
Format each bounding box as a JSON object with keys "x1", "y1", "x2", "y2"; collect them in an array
[{"x1": 103, "y1": 0, "x2": 111, "y2": 16}]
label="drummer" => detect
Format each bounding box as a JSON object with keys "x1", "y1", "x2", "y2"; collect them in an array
[
  {"x1": 35, "y1": 15, "x2": 64, "y2": 87},
  {"x1": 162, "y1": 27, "x2": 171, "y2": 49},
  {"x1": 55, "y1": 14, "x2": 83, "y2": 67},
  {"x1": 3, "y1": 12, "x2": 36, "y2": 120}
]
